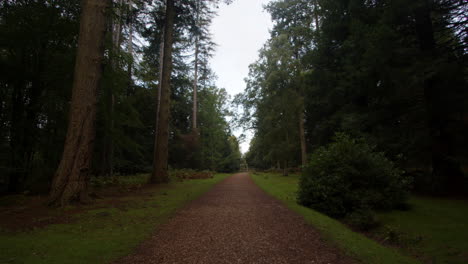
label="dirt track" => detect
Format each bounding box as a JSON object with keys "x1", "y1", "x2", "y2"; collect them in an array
[{"x1": 115, "y1": 173, "x2": 355, "y2": 264}]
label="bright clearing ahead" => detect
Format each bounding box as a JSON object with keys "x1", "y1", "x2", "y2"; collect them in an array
[{"x1": 210, "y1": 0, "x2": 273, "y2": 154}]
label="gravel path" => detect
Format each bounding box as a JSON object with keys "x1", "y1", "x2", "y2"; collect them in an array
[{"x1": 115, "y1": 173, "x2": 356, "y2": 264}]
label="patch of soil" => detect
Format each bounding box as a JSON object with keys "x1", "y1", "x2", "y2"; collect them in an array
[{"x1": 0, "y1": 182, "x2": 167, "y2": 232}]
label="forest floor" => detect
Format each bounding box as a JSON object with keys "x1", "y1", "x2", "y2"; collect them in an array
[
  {"x1": 115, "y1": 172, "x2": 355, "y2": 264},
  {"x1": 252, "y1": 172, "x2": 468, "y2": 264},
  {"x1": 0, "y1": 173, "x2": 229, "y2": 264},
  {"x1": 3, "y1": 172, "x2": 462, "y2": 264}
]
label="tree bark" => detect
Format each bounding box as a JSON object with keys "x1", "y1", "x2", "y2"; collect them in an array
[
  {"x1": 48, "y1": 0, "x2": 110, "y2": 206},
  {"x1": 192, "y1": 0, "x2": 200, "y2": 132},
  {"x1": 192, "y1": 37, "x2": 199, "y2": 132},
  {"x1": 150, "y1": 0, "x2": 175, "y2": 184}
]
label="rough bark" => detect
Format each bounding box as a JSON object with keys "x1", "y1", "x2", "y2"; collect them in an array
[
  {"x1": 48, "y1": 0, "x2": 110, "y2": 206},
  {"x1": 150, "y1": 0, "x2": 175, "y2": 184}
]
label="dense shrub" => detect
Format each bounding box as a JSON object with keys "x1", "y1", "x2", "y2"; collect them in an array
[
  {"x1": 298, "y1": 133, "x2": 411, "y2": 225},
  {"x1": 345, "y1": 208, "x2": 379, "y2": 231}
]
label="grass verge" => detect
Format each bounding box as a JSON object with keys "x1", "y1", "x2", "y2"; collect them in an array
[
  {"x1": 251, "y1": 172, "x2": 419, "y2": 264},
  {"x1": 0, "y1": 173, "x2": 229, "y2": 264},
  {"x1": 376, "y1": 196, "x2": 468, "y2": 264}
]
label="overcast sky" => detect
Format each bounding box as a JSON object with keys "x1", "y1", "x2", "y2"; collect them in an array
[{"x1": 210, "y1": 0, "x2": 273, "y2": 154}]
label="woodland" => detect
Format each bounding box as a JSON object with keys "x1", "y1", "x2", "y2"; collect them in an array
[
  {"x1": 0, "y1": 0, "x2": 241, "y2": 204},
  {"x1": 0, "y1": 0, "x2": 467, "y2": 263},
  {"x1": 237, "y1": 0, "x2": 468, "y2": 196}
]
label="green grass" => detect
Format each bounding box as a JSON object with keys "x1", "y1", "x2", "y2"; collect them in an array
[
  {"x1": 0, "y1": 173, "x2": 229, "y2": 264},
  {"x1": 376, "y1": 196, "x2": 468, "y2": 264},
  {"x1": 251, "y1": 172, "x2": 419, "y2": 264}
]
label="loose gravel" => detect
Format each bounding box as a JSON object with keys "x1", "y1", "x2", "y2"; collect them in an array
[{"x1": 115, "y1": 173, "x2": 356, "y2": 264}]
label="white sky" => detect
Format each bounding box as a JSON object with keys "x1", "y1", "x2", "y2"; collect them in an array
[{"x1": 210, "y1": 0, "x2": 273, "y2": 154}]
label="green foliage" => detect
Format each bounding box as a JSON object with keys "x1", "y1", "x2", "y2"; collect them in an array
[
  {"x1": 0, "y1": 0, "x2": 80, "y2": 192},
  {"x1": 89, "y1": 174, "x2": 149, "y2": 188},
  {"x1": 345, "y1": 208, "x2": 379, "y2": 231},
  {"x1": 298, "y1": 133, "x2": 411, "y2": 221},
  {"x1": 240, "y1": 0, "x2": 468, "y2": 194},
  {"x1": 376, "y1": 196, "x2": 468, "y2": 264},
  {"x1": 251, "y1": 172, "x2": 419, "y2": 264},
  {"x1": 0, "y1": 0, "x2": 238, "y2": 195},
  {"x1": 0, "y1": 174, "x2": 229, "y2": 264}
]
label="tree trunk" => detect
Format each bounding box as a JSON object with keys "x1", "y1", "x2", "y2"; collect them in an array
[
  {"x1": 313, "y1": 0, "x2": 320, "y2": 32},
  {"x1": 192, "y1": 0, "x2": 200, "y2": 132},
  {"x1": 150, "y1": 0, "x2": 175, "y2": 184},
  {"x1": 192, "y1": 37, "x2": 199, "y2": 132},
  {"x1": 127, "y1": 0, "x2": 134, "y2": 95},
  {"x1": 283, "y1": 161, "x2": 289, "y2": 176},
  {"x1": 112, "y1": 0, "x2": 124, "y2": 49},
  {"x1": 48, "y1": 0, "x2": 110, "y2": 206},
  {"x1": 299, "y1": 110, "x2": 307, "y2": 167},
  {"x1": 413, "y1": 0, "x2": 463, "y2": 193}
]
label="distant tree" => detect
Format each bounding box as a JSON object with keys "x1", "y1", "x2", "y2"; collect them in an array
[
  {"x1": 0, "y1": 0, "x2": 238, "y2": 196},
  {"x1": 190, "y1": 0, "x2": 216, "y2": 133},
  {"x1": 240, "y1": 0, "x2": 467, "y2": 196}
]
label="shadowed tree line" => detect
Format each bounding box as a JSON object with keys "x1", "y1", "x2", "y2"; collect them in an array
[
  {"x1": 236, "y1": 0, "x2": 467, "y2": 195},
  {"x1": 0, "y1": 0, "x2": 240, "y2": 204}
]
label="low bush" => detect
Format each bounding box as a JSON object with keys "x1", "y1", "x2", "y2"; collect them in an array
[
  {"x1": 345, "y1": 208, "x2": 379, "y2": 231},
  {"x1": 298, "y1": 133, "x2": 411, "y2": 229}
]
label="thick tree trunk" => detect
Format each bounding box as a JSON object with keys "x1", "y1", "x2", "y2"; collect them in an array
[
  {"x1": 150, "y1": 0, "x2": 175, "y2": 184},
  {"x1": 48, "y1": 0, "x2": 110, "y2": 206},
  {"x1": 298, "y1": 110, "x2": 307, "y2": 167}
]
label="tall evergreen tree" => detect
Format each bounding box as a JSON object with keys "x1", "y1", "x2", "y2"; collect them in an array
[
  {"x1": 151, "y1": 0, "x2": 175, "y2": 184},
  {"x1": 49, "y1": 0, "x2": 110, "y2": 206}
]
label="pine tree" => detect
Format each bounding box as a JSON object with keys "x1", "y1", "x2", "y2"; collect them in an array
[
  {"x1": 151, "y1": 0, "x2": 175, "y2": 183},
  {"x1": 49, "y1": 0, "x2": 110, "y2": 206}
]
